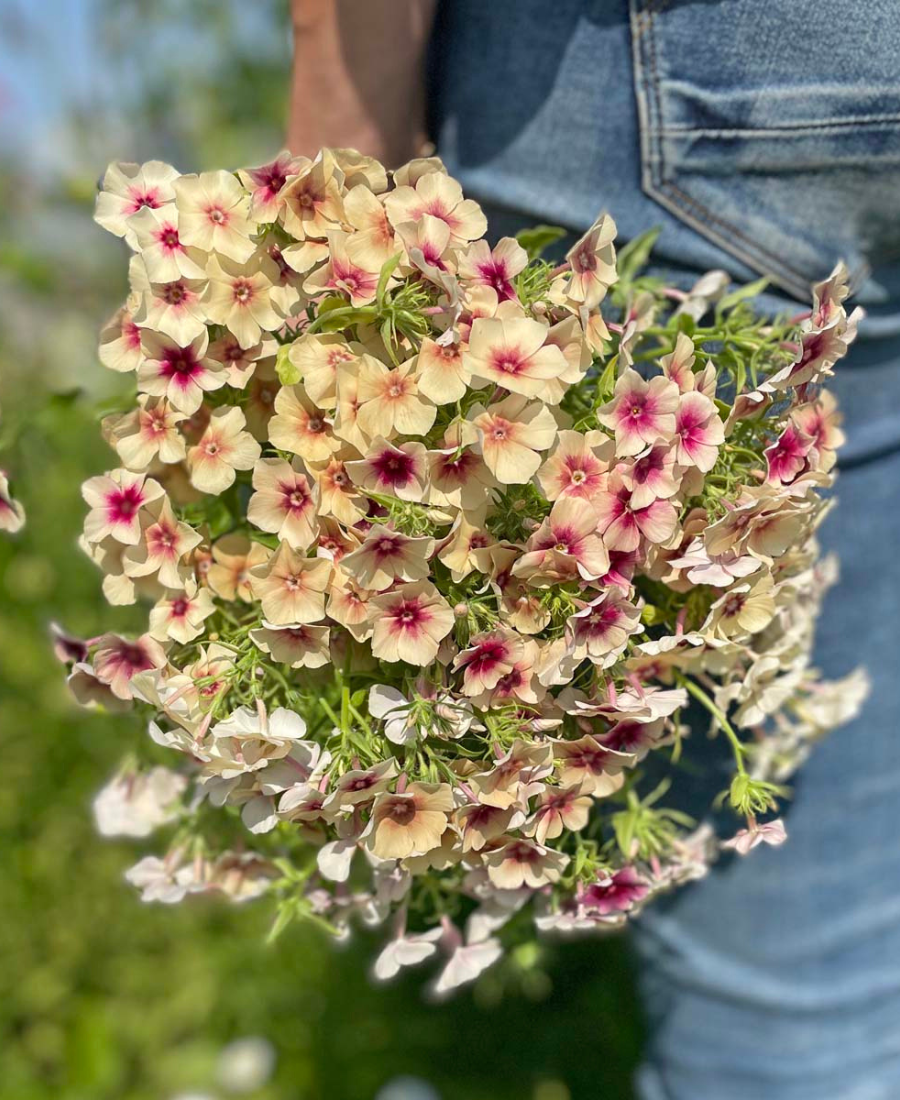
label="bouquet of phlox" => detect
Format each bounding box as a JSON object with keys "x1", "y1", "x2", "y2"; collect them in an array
[{"x1": 59, "y1": 147, "x2": 868, "y2": 994}]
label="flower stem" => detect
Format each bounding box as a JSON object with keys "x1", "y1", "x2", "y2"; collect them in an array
[{"x1": 678, "y1": 675, "x2": 747, "y2": 774}]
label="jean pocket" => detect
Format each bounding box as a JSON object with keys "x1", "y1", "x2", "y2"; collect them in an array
[{"x1": 630, "y1": 0, "x2": 900, "y2": 301}]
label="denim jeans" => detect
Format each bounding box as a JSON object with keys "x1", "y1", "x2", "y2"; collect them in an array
[{"x1": 431, "y1": 3, "x2": 900, "y2": 1097}]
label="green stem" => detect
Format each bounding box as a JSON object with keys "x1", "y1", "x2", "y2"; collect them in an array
[{"x1": 678, "y1": 675, "x2": 747, "y2": 774}]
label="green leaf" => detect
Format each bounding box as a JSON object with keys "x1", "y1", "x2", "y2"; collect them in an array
[
  {"x1": 515, "y1": 224, "x2": 567, "y2": 261},
  {"x1": 595, "y1": 355, "x2": 617, "y2": 400},
  {"x1": 275, "y1": 342, "x2": 300, "y2": 386},
  {"x1": 612, "y1": 809, "x2": 636, "y2": 859},
  {"x1": 376, "y1": 251, "x2": 403, "y2": 308},
  {"x1": 715, "y1": 276, "x2": 769, "y2": 316},
  {"x1": 616, "y1": 227, "x2": 661, "y2": 284}
]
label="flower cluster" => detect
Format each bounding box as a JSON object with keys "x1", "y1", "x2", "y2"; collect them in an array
[{"x1": 64, "y1": 148, "x2": 867, "y2": 992}]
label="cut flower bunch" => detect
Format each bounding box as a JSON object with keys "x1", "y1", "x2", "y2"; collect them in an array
[{"x1": 65, "y1": 148, "x2": 868, "y2": 993}]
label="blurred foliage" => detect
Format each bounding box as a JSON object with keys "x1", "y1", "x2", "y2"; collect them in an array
[{"x1": 0, "y1": 2, "x2": 643, "y2": 1097}]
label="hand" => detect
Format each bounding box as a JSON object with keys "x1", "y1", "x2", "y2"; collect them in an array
[{"x1": 288, "y1": 0, "x2": 437, "y2": 166}]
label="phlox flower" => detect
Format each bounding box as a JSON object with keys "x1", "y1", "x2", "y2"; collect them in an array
[
  {"x1": 432, "y1": 936, "x2": 503, "y2": 997},
  {"x1": 132, "y1": 268, "x2": 208, "y2": 346},
  {"x1": 374, "y1": 926, "x2": 443, "y2": 981},
  {"x1": 581, "y1": 867, "x2": 649, "y2": 915},
  {"x1": 123, "y1": 496, "x2": 203, "y2": 589},
  {"x1": 668, "y1": 536, "x2": 760, "y2": 588},
  {"x1": 304, "y1": 231, "x2": 384, "y2": 306},
  {"x1": 99, "y1": 305, "x2": 144, "y2": 373},
  {"x1": 343, "y1": 184, "x2": 397, "y2": 265},
  {"x1": 764, "y1": 421, "x2": 815, "y2": 486},
  {"x1": 247, "y1": 457, "x2": 318, "y2": 550},
  {"x1": 323, "y1": 759, "x2": 398, "y2": 814},
  {"x1": 307, "y1": 450, "x2": 367, "y2": 526},
  {"x1": 395, "y1": 214, "x2": 455, "y2": 283},
  {"x1": 207, "y1": 332, "x2": 264, "y2": 388},
  {"x1": 471, "y1": 638, "x2": 544, "y2": 708},
  {"x1": 539, "y1": 315, "x2": 593, "y2": 405},
  {"x1": 81, "y1": 469, "x2": 164, "y2": 546},
  {"x1": 593, "y1": 714, "x2": 667, "y2": 761},
  {"x1": 621, "y1": 443, "x2": 682, "y2": 510},
  {"x1": 279, "y1": 152, "x2": 345, "y2": 240},
  {"x1": 469, "y1": 740, "x2": 554, "y2": 809},
  {"x1": 341, "y1": 525, "x2": 434, "y2": 591},
  {"x1": 659, "y1": 332, "x2": 716, "y2": 397},
  {"x1": 149, "y1": 579, "x2": 216, "y2": 644},
  {"x1": 537, "y1": 429, "x2": 614, "y2": 502},
  {"x1": 454, "y1": 629, "x2": 525, "y2": 697},
  {"x1": 346, "y1": 438, "x2": 429, "y2": 502},
  {"x1": 187, "y1": 406, "x2": 261, "y2": 494},
  {"x1": 414, "y1": 336, "x2": 471, "y2": 405},
  {"x1": 125, "y1": 853, "x2": 205, "y2": 904},
  {"x1": 268, "y1": 384, "x2": 340, "y2": 464},
  {"x1": 173, "y1": 169, "x2": 256, "y2": 263},
  {"x1": 704, "y1": 490, "x2": 808, "y2": 561},
  {"x1": 528, "y1": 783, "x2": 593, "y2": 845},
  {"x1": 553, "y1": 736, "x2": 634, "y2": 797},
  {"x1": 598, "y1": 368, "x2": 679, "y2": 457},
  {"x1": 286, "y1": 333, "x2": 363, "y2": 410},
  {"x1": 469, "y1": 394, "x2": 558, "y2": 484},
  {"x1": 355, "y1": 355, "x2": 436, "y2": 439},
  {"x1": 383, "y1": 171, "x2": 487, "y2": 244},
  {"x1": 94, "y1": 160, "x2": 178, "y2": 243},
  {"x1": 138, "y1": 330, "x2": 225, "y2": 415},
  {"x1": 206, "y1": 535, "x2": 269, "y2": 602},
  {"x1": 249, "y1": 621, "x2": 331, "y2": 669},
  {"x1": 427, "y1": 423, "x2": 496, "y2": 512},
  {"x1": 370, "y1": 581, "x2": 455, "y2": 665},
  {"x1": 265, "y1": 238, "x2": 309, "y2": 317},
  {"x1": 673, "y1": 391, "x2": 725, "y2": 472},
  {"x1": 465, "y1": 317, "x2": 567, "y2": 397},
  {"x1": 204, "y1": 252, "x2": 282, "y2": 349},
  {"x1": 791, "y1": 392, "x2": 844, "y2": 473},
  {"x1": 206, "y1": 704, "x2": 312, "y2": 784},
  {"x1": 457, "y1": 237, "x2": 527, "y2": 301},
  {"x1": 564, "y1": 589, "x2": 643, "y2": 668},
  {"x1": 326, "y1": 580, "x2": 376, "y2": 641},
  {"x1": 128, "y1": 206, "x2": 207, "y2": 282},
  {"x1": 238, "y1": 150, "x2": 306, "y2": 222},
  {"x1": 513, "y1": 497, "x2": 610, "y2": 584},
  {"x1": 456, "y1": 802, "x2": 525, "y2": 853},
  {"x1": 367, "y1": 782, "x2": 455, "y2": 859},
  {"x1": 594, "y1": 470, "x2": 680, "y2": 552},
  {"x1": 93, "y1": 631, "x2": 168, "y2": 700},
  {"x1": 706, "y1": 573, "x2": 778, "y2": 639},
  {"x1": 93, "y1": 765, "x2": 186, "y2": 838},
  {"x1": 722, "y1": 818, "x2": 787, "y2": 856},
  {"x1": 484, "y1": 838, "x2": 569, "y2": 890},
  {"x1": 431, "y1": 512, "x2": 487, "y2": 583},
  {"x1": 248, "y1": 541, "x2": 332, "y2": 625},
  {"x1": 332, "y1": 147, "x2": 388, "y2": 192},
  {"x1": 565, "y1": 214, "x2": 617, "y2": 308}
]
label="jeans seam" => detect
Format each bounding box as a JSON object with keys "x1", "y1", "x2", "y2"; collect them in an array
[{"x1": 661, "y1": 116, "x2": 900, "y2": 136}]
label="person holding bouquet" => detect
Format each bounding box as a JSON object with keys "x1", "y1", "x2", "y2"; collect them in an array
[{"x1": 288, "y1": 2, "x2": 900, "y2": 1098}]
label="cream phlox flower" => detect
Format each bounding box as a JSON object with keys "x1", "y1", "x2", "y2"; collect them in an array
[
  {"x1": 173, "y1": 169, "x2": 256, "y2": 262},
  {"x1": 187, "y1": 406, "x2": 261, "y2": 494}
]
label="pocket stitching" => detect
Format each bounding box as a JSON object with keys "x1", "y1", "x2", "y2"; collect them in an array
[{"x1": 633, "y1": 0, "x2": 871, "y2": 299}]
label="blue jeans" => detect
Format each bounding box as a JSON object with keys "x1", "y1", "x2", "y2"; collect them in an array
[{"x1": 431, "y1": 3, "x2": 900, "y2": 1096}]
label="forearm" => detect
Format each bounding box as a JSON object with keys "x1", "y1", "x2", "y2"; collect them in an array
[{"x1": 288, "y1": 0, "x2": 437, "y2": 166}]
